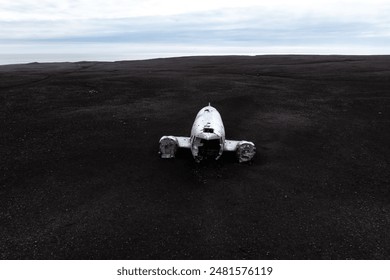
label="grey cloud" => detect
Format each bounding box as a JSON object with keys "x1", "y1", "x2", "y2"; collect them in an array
[{"x1": 1, "y1": 6, "x2": 390, "y2": 55}]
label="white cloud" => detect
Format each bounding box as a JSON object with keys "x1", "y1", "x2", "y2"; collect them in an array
[
  {"x1": 1, "y1": 3, "x2": 389, "y2": 41},
  {"x1": 1, "y1": 0, "x2": 390, "y2": 20},
  {"x1": 0, "y1": 0, "x2": 264, "y2": 20},
  {"x1": 0, "y1": 0, "x2": 390, "y2": 62}
]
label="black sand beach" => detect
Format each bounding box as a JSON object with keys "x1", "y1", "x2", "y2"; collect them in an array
[{"x1": 1, "y1": 55, "x2": 390, "y2": 259}]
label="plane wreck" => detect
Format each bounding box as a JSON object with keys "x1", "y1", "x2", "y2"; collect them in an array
[{"x1": 159, "y1": 104, "x2": 256, "y2": 163}]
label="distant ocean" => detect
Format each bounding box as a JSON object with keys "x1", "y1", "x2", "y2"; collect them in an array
[
  {"x1": 0, "y1": 44, "x2": 258, "y2": 65},
  {"x1": 0, "y1": 53, "x2": 190, "y2": 65},
  {"x1": 1, "y1": 44, "x2": 388, "y2": 65}
]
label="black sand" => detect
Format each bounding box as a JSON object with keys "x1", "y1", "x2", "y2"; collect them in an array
[{"x1": 1, "y1": 55, "x2": 390, "y2": 259}]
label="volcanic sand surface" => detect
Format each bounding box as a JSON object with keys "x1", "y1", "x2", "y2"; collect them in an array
[{"x1": 1, "y1": 55, "x2": 390, "y2": 259}]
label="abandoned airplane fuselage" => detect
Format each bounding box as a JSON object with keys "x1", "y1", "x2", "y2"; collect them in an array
[{"x1": 159, "y1": 105, "x2": 256, "y2": 163}]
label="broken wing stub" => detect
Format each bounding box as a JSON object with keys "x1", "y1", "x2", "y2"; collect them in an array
[
  {"x1": 224, "y1": 140, "x2": 256, "y2": 163},
  {"x1": 159, "y1": 136, "x2": 191, "y2": 158}
]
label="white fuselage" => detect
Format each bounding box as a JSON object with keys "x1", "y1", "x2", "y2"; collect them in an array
[{"x1": 190, "y1": 105, "x2": 225, "y2": 161}]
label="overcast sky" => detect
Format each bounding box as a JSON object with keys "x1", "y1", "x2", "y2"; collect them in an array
[{"x1": 1, "y1": 0, "x2": 390, "y2": 63}]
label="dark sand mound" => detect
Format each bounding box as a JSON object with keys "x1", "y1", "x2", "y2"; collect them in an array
[{"x1": 1, "y1": 55, "x2": 390, "y2": 259}]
